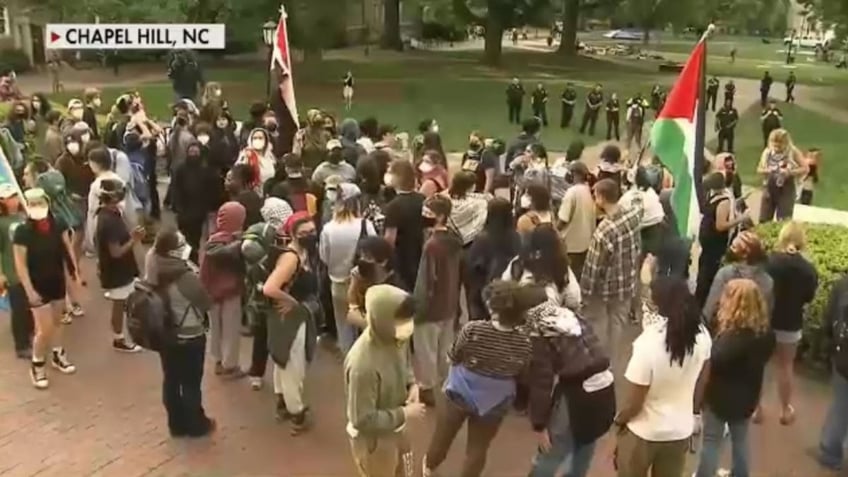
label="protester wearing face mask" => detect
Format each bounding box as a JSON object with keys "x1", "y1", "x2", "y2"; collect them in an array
[
  {"x1": 320, "y1": 183, "x2": 376, "y2": 355},
  {"x1": 82, "y1": 88, "x2": 101, "y2": 139},
  {"x1": 14, "y1": 188, "x2": 80, "y2": 389},
  {"x1": 344, "y1": 284, "x2": 424, "y2": 476},
  {"x1": 413, "y1": 195, "x2": 464, "y2": 407},
  {"x1": 94, "y1": 179, "x2": 143, "y2": 353},
  {"x1": 263, "y1": 212, "x2": 320, "y2": 434},
  {"x1": 346, "y1": 236, "x2": 405, "y2": 329},
  {"x1": 417, "y1": 150, "x2": 449, "y2": 199},
  {"x1": 210, "y1": 113, "x2": 239, "y2": 175},
  {"x1": 84, "y1": 143, "x2": 141, "y2": 255},
  {"x1": 6, "y1": 100, "x2": 29, "y2": 145},
  {"x1": 144, "y1": 228, "x2": 216, "y2": 438},
  {"x1": 64, "y1": 99, "x2": 85, "y2": 134},
  {"x1": 236, "y1": 128, "x2": 276, "y2": 191},
  {"x1": 55, "y1": 130, "x2": 95, "y2": 260},
  {"x1": 311, "y1": 139, "x2": 357, "y2": 186},
  {"x1": 172, "y1": 142, "x2": 225, "y2": 262},
  {"x1": 30, "y1": 92, "x2": 51, "y2": 123}
]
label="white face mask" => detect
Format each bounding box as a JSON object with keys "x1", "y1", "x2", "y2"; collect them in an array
[
  {"x1": 430, "y1": 123, "x2": 439, "y2": 134},
  {"x1": 197, "y1": 134, "x2": 210, "y2": 145},
  {"x1": 520, "y1": 194, "x2": 532, "y2": 209},
  {"x1": 326, "y1": 190, "x2": 338, "y2": 202},
  {"x1": 419, "y1": 162, "x2": 434, "y2": 174},
  {"x1": 70, "y1": 109, "x2": 83, "y2": 120},
  {"x1": 214, "y1": 89, "x2": 222, "y2": 97},
  {"x1": 216, "y1": 120, "x2": 228, "y2": 129},
  {"x1": 93, "y1": 98, "x2": 102, "y2": 108},
  {"x1": 383, "y1": 173, "x2": 394, "y2": 187},
  {"x1": 32, "y1": 101, "x2": 41, "y2": 110},
  {"x1": 27, "y1": 204, "x2": 49, "y2": 220},
  {"x1": 81, "y1": 133, "x2": 91, "y2": 144},
  {"x1": 251, "y1": 139, "x2": 266, "y2": 151},
  {"x1": 395, "y1": 320, "x2": 414, "y2": 341},
  {"x1": 66, "y1": 142, "x2": 80, "y2": 155}
]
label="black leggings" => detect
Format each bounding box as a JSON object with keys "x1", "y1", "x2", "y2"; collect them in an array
[{"x1": 249, "y1": 314, "x2": 269, "y2": 378}]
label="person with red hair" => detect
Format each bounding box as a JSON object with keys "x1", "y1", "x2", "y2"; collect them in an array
[{"x1": 262, "y1": 212, "x2": 319, "y2": 434}]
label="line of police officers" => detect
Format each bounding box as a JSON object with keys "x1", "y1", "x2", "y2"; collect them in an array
[
  {"x1": 507, "y1": 73, "x2": 795, "y2": 156},
  {"x1": 505, "y1": 79, "x2": 665, "y2": 152}
]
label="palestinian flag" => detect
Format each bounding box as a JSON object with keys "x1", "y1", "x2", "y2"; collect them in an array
[{"x1": 650, "y1": 38, "x2": 708, "y2": 238}]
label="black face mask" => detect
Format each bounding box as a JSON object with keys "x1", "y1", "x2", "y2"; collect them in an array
[
  {"x1": 422, "y1": 217, "x2": 436, "y2": 228},
  {"x1": 328, "y1": 150, "x2": 343, "y2": 164},
  {"x1": 187, "y1": 153, "x2": 201, "y2": 162},
  {"x1": 297, "y1": 234, "x2": 318, "y2": 253},
  {"x1": 357, "y1": 260, "x2": 377, "y2": 279},
  {"x1": 265, "y1": 122, "x2": 278, "y2": 132}
]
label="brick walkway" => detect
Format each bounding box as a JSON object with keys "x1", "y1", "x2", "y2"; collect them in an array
[{"x1": 0, "y1": 251, "x2": 840, "y2": 477}]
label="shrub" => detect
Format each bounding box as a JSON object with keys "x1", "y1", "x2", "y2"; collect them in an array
[
  {"x1": 755, "y1": 221, "x2": 848, "y2": 365},
  {"x1": 0, "y1": 49, "x2": 32, "y2": 74}
]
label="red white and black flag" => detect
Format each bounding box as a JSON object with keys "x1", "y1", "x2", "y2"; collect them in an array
[{"x1": 270, "y1": 5, "x2": 300, "y2": 153}]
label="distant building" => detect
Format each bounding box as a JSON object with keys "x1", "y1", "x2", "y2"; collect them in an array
[
  {"x1": 344, "y1": 0, "x2": 416, "y2": 44},
  {"x1": 0, "y1": 4, "x2": 47, "y2": 67}
]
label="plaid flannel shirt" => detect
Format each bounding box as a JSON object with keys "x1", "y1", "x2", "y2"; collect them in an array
[{"x1": 580, "y1": 196, "x2": 643, "y2": 300}]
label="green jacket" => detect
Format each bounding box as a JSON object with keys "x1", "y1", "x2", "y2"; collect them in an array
[{"x1": 344, "y1": 285, "x2": 414, "y2": 437}]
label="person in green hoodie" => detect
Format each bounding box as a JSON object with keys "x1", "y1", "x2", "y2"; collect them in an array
[{"x1": 344, "y1": 284, "x2": 425, "y2": 477}]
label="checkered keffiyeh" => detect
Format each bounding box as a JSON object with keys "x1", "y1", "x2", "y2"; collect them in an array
[
  {"x1": 261, "y1": 197, "x2": 293, "y2": 229},
  {"x1": 580, "y1": 197, "x2": 643, "y2": 300}
]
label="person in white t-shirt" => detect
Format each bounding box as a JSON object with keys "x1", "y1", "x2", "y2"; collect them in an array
[{"x1": 613, "y1": 276, "x2": 711, "y2": 477}]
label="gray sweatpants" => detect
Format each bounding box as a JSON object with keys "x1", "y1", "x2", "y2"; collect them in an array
[
  {"x1": 413, "y1": 320, "x2": 454, "y2": 390},
  {"x1": 208, "y1": 295, "x2": 242, "y2": 369}
]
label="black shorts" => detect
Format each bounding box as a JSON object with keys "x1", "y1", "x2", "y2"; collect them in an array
[{"x1": 31, "y1": 275, "x2": 66, "y2": 304}]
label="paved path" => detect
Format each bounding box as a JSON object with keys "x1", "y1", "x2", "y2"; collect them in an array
[{"x1": 0, "y1": 245, "x2": 840, "y2": 477}]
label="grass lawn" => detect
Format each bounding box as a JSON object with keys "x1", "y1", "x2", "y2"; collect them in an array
[
  {"x1": 719, "y1": 102, "x2": 847, "y2": 209},
  {"x1": 52, "y1": 52, "x2": 664, "y2": 152}
]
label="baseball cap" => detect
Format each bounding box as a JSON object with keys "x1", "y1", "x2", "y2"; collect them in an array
[
  {"x1": 326, "y1": 138, "x2": 342, "y2": 151},
  {"x1": 0, "y1": 183, "x2": 18, "y2": 199},
  {"x1": 67, "y1": 99, "x2": 84, "y2": 110}
]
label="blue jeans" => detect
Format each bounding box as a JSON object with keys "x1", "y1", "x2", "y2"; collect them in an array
[
  {"x1": 695, "y1": 409, "x2": 750, "y2": 477},
  {"x1": 819, "y1": 368, "x2": 848, "y2": 470},
  {"x1": 528, "y1": 393, "x2": 596, "y2": 477}
]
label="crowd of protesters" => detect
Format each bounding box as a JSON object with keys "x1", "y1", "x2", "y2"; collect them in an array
[{"x1": 0, "y1": 69, "x2": 844, "y2": 476}]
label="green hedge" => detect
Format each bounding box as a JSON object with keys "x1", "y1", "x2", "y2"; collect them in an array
[
  {"x1": 0, "y1": 49, "x2": 32, "y2": 74},
  {"x1": 756, "y1": 222, "x2": 848, "y2": 364}
]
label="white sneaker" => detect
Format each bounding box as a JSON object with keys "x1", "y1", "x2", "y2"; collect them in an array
[
  {"x1": 717, "y1": 470, "x2": 731, "y2": 477},
  {"x1": 250, "y1": 377, "x2": 263, "y2": 390},
  {"x1": 51, "y1": 349, "x2": 77, "y2": 374},
  {"x1": 30, "y1": 364, "x2": 49, "y2": 389}
]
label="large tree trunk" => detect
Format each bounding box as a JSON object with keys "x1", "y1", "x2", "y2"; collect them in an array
[
  {"x1": 381, "y1": 0, "x2": 402, "y2": 50},
  {"x1": 484, "y1": 13, "x2": 504, "y2": 65},
  {"x1": 558, "y1": 0, "x2": 580, "y2": 56}
]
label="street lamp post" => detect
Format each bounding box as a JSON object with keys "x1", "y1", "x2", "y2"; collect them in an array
[{"x1": 263, "y1": 21, "x2": 276, "y2": 97}]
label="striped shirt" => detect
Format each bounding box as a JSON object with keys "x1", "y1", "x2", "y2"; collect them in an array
[{"x1": 448, "y1": 321, "x2": 532, "y2": 379}]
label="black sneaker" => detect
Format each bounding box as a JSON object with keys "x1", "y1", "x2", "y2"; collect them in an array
[
  {"x1": 51, "y1": 349, "x2": 77, "y2": 374},
  {"x1": 113, "y1": 338, "x2": 142, "y2": 353},
  {"x1": 290, "y1": 410, "x2": 311, "y2": 436},
  {"x1": 30, "y1": 362, "x2": 48, "y2": 389}
]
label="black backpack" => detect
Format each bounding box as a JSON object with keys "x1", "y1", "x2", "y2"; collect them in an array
[{"x1": 126, "y1": 281, "x2": 196, "y2": 352}]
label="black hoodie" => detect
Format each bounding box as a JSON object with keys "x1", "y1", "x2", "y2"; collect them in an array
[{"x1": 172, "y1": 142, "x2": 224, "y2": 220}]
